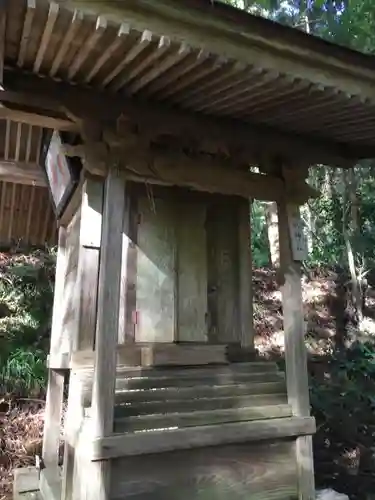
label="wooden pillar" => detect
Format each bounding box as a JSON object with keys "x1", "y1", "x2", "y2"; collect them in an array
[
  {"x1": 90, "y1": 166, "x2": 126, "y2": 500},
  {"x1": 238, "y1": 198, "x2": 254, "y2": 348},
  {"x1": 76, "y1": 176, "x2": 103, "y2": 350},
  {"x1": 42, "y1": 230, "x2": 66, "y2": 470},
  {"x1": 60, "y1": 177, "x2": 103, "y2": 500},
  {"x1": 118, "y1": 194, "x2": 131, "y2": 344},
  {"x1": 277, "y1": 198, "x2": 315, "y2": 500}
]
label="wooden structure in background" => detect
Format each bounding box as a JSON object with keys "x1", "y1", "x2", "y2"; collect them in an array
[
  {"x1": 7, "y1": 0, "x2": 375, "y2": 499},
  {"x1": 0, "y1": 121, "x2": 56, "y2": 247}
]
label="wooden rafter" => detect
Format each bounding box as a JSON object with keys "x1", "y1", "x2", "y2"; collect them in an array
[
  {"x1": 2, "y1": 70, "x2": 358, "y2": 165},
  {"x1": 54, "y1": 0, "x2": 375, "y2": 102}
]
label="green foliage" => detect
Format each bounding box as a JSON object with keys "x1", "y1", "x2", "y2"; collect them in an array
[
  {"x1": 251, "y1": 201, "x2": 270, "y2": 267},
  {"x1": 0, "y1": 348, "x2": 47, "y2": 397},
  {"x1": 310, "y1": 343, "x2": 375, "y2": 494},
  {"x1": 0, "y1": 249, "x2": 56, "y2": 398}
]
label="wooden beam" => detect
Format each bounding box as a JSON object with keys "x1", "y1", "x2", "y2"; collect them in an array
[
  {"x1": 68, "y1": 16, "x2": 107, "y2": 80},
  {"x1": 34, "y1": 2, "x2": 59, "y2": 73},
  {"x1": 84, "y1": 22, "x2": 130, "y2": 84},
  {"x1": 0, "y1": 160, "x2": 46, "y2": 186},
  {"x1": 88, "y1": 416, "x2": 316, "y2": 460},
  {"x1": 277, "y1": 197, "x2": 315, "y2": 499},
  {"x1": 62, "y1": 141, "x2": 317, "y2": 203},
  {"x1": 238, "y1": 198, "x2": 254, "y2": 347},
  {"x1": 42, "y1": 227, "x2": 67, "y2": 470},
  {"x1": 50, "y1": 9, "x2": 84, "y2": 77},
  {"x1": 42, "y1": 369, "x2": 65, "y2": 468},
  {"x1": 3, "y1": 70, "x2": 358, "y2": 165},
  {"x1": 91, "y1": 167, "x2": 125, "y2": 435},
  {"x1": 121, "y1": 148, "x2": 316, "y2": 204},
  {"x1": 0, "y1": 105, "x2": 77, "y2": 131},
  {"x1": 18, "y1": 0, "x2": 36, "y2": 68},
  {"x1": 90, "y1": 167, "x2": 125, "y2": 499}
]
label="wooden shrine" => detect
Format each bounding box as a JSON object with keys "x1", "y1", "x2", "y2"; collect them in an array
[{"x1": 6, "y1": 1, "x2": 375, "y2": 499}]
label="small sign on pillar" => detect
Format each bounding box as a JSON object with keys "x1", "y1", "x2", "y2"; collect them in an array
[{"x1": 287, "y1": 204, "x2": 308, "y2": 261}]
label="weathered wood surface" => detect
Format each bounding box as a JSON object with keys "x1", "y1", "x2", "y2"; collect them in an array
[
  {"x1": 48, "y1": 227, "x2": 67, "y2": 366},
  {"x1": 238, "y1": 198, "x2": 254, "y2": 347},
  {"x1": 113, "y1": 404, "x2": 292, "y2": 433},
  {"x1": 39, "y1": 468, "x2": 61, "y2": 500},
  {"x1": 90, "y1": 168, "x2": 126, "y2": 500},
  {"x1": 76, "y1": 248, "x2": 100, "y2": 350},
  {"x1": 140, "y1": 343, "x2": 225, "y2": 366},
  {"x1": 4, "y1": 46, "x2": 365, "y2": 168},
  {"x1": 60, "y1": 370, "x2": 86, "y2": 500},
  {"x1": 110, "y1": 440, "x2": 298, "y2": 500},
  {"x1": 136, "y1": 195, "x2": 176, "y2": 342},
  {"x1": 42, "y1": 369, "x2": 64, "y2": 469},
  {"x1": 91, "y1": 168, "x2": 125, "y2": 436},
  {"x1": 207, "y1": 199, "x2": 240, "y2": 343},
  {"x1": 71, "y1": 343, "x2": 228, "y2": 370},
  {"x1": 59, "y1": 208, "x2": 81, "y2": 355},
  {"x1": 76, "y1": 360, "x2": 285, "y2": 405},
  {"x1": 76, "y1": 177, "x2": 103, "y2": 350},
  {"x1": 118, "y1": 194, "x2": 131, "y2": 343},
  {"x1": 90, "y1": 416, "x2": 315, "y2": 460},
  {"x1": 111, "y1": 393, "x2": 288, "y2": 419},
  {"x1": 176, "y1": 200, "x2": 208, "y2": 341},
  {"x1": 67, "y1": 135, "x2": 317, "y2": 203},
  {"x1": 277, "y1": 196, "x2": 315, "y2": 499},
  {"x1": 78, "y1": 362, "x2": 289, "y2": 439}
]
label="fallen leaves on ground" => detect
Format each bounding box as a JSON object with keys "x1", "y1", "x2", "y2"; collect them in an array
[{"x1": 0, "y1": 400, "x2": 44, "y2": 499}]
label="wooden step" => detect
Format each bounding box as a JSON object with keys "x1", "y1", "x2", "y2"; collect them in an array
[
  {"x1": 114, "y1": 370, "x2": 284, "y2": 391},
  {"x1": 77, "y1": 362, "x2": 286, "y2": 407},
  {"x1": 112, "y1": 393, "x2": 288, "y2": 418},
  {"x1": 78, "y1": 361, "x2": 280, "y2": 380},
  {"x1": 113, "y1": 403, "x2": 293, "y2": 432},
  {"x1": 114, "y1": 380, "x2": 287, "y2": 403}
]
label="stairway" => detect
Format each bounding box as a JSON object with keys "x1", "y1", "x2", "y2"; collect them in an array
[{"x1": 79, "y1": 361, "x2": 291, "y2": 433}]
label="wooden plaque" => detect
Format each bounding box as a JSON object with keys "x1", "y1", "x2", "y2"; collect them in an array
[{"x1": 40, "y1": 131, "x2": 81, "y2": 219}]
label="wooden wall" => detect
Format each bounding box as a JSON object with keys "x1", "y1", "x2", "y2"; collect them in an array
[
  {"x1": 118, "y1": 187, "x2": 251, "y2": 345},
  {"x1": 136, "y1": 195, "x2": 176, "y2": 343},
  {"x1": 0, "y1": 182, "x2": 56, "y2": 247},
  {"x1": 48, "y1": 207, "x2": 81, "y2": 367},
  {"x1": 111, "y1": 440, "x2": 297, "y2": 500},
  {"x1": 207, "y1": 199, "x2": 240, "y2": 343},
  {"x1": 60, "y1": 208, "x2": 81, "y2": 354}
]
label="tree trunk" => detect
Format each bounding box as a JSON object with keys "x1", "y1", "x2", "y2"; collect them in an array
[
  {"x1": 343, "y1": 168, "x2": 363, "y2": 326},
  {"x1": 265, "y1": 201, "x2": 279, "y2": 267}
]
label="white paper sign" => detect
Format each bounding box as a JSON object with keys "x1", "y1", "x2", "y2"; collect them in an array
[{"x1": 287, "y1": 204, "x2": 308, "y2": 261}]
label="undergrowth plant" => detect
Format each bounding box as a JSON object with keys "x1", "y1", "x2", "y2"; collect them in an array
[
  {"x1": 310, "y1": 341, "x2": 375, "y2": 495},
  {"x1": 0, "y1": 248, "x2": 56, "y2": 398}
]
